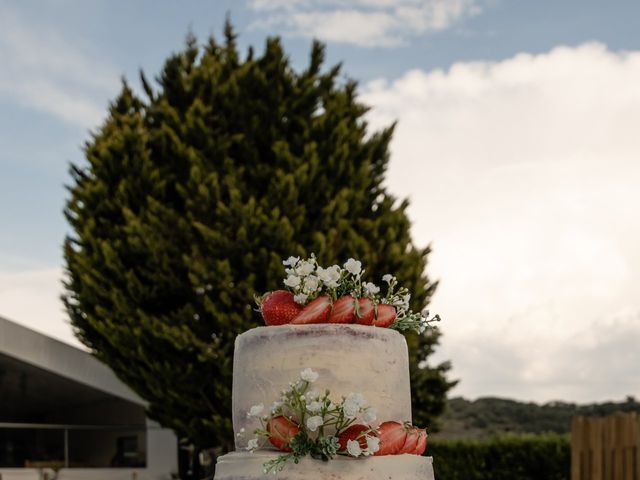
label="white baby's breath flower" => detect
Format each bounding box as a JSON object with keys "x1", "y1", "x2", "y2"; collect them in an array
[
  {"x1": 300, "y1": 368, "x2": 319, "y2": 383},
  {"x1": 346, "y1": 439, "x2": 362, "y2": 457},
  {"x1": 306, "y1": 401, "x2": 323, "y2": 413},
  {"x1": 418, "y1": 324, "x2": 427, "y2": 334},
  {"x1": 365, "y1": 435, "x2": 380, "y2": 454},
  {"x1": 284, "y1": 275, "x2": 301, "y2": 288},
  {"x1": 363, "y1": 282, "x2": 380, "y2": 295},
  {"x1": 303, "y1": 275, "x2": 320, "y2": 293},
  {"x1": 296, "y1": 260, "x2": 315, "y2": 276},
  {"x1": 271, "y1": 400, "x2": 284, "y2": 413},
  {"x1": 343, "y1": 392, "x2": 366, "y2": 418},
  {"x1": 306, "y1": 389, "x2": 320, "y2": 400},
  {"x1": 294, "y1": 293, "x2": 308, "y2": 304},
  {"x1": 343, "y1": 401, "x2": 360, "y2": 418},
  {"x1": 317, "y1": 265, "x2": 341, "y2": 288},
  {"x1": 247, "y1": 404, "x2": 264, "y2": 418},
  {"x1": 363, "y1": 408, "x2": 377, "y2": 424},
  {"x1": 246, "y1": 438, "x2": 259, "y2": 451},
  {"x1": 283, "y1": 256, "x2": 300, "y2": 267},
  {"x1": 344, "y1": 258, "x2": 362, "y2": 275},
  {"x1": 306, "y1": 415, "x2": 324, "y2": 432},
  {"x1": 402, "y1": 293, "x2": 411, "y2": 307},
  {"x1": 382, "y1": 274, "x2": 393, "y2": 283}
]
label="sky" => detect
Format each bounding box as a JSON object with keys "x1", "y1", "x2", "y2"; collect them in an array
[{"x1": 1, "y1": 0, "x2": 639, "y2": 404}]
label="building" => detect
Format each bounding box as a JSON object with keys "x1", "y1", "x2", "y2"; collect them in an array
[{"x1": 0, "y1": 315, "x2": 177, "y2": 479}]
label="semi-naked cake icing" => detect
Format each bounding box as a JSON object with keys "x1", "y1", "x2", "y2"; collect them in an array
[
  {"x1": 215, "y1": 324, "x2": 435, "y2": 479},
  {"x1": 232, "y1": 324, "x2": 412, "y2": 448}
]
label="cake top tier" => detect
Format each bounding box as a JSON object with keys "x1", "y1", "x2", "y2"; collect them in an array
[{"x1": 232, "y1": 324, "x2": 413, "y2": 449}]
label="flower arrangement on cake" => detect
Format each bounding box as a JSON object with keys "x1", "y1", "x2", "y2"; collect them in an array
[
  {"x1": 256, "y1": 255, "x2": 441, "y2": 334},
  {"x1": 241, "y1": 368, "x2": 427, "y2": 474}
]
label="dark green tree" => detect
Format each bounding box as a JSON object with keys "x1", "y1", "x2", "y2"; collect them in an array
[{"x1": 63, "y1": 25, "x2": 455, "y2": 451}]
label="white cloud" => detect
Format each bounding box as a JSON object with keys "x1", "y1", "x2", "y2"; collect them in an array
[
  {"x1": 249, "y1": 0, "x2": 480, "y2": 47},
  {"x1": 0, "y1": 267, "x2": 82, "y2": 348},
  {"x1": 0, "y1": 4, "x2": 119, "y2": 128},
  {"x1": 362, "y1": 42, "x2": 640, "y2": 402}
]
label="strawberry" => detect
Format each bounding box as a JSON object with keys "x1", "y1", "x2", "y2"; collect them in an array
[
  {"x1": 291, "y1": 295, "x2": 332, "y2": 324},
  {"x1": 337, "y1": 424, "x2": 370, "y2": 451},
  {"x1": 373, "y1": 304, "x2": 397, "y2": 328},
  {"x1": 399, "y1": 426, "x2": 420, "y2": 454},
  {"x1": 375, "y1": 421, "x2": 407, "y2": 456},
  {"x1": 259, "y1": 290, "x2": 303, "y2": 326},
  {"x1": 355, "y1": 298, "x2": 375, "y2": 325},
  {"x1": 413, "y1": 428, "x2": 427, "y2": 455},
  {"x1": 329, "y1": 295, "x2": 356, "y2": 323},
  {"x1": 266, "y1": 416, "x2": 300, "y2": 452}
]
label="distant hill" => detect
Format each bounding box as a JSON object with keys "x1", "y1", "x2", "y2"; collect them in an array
[{"x1": 434, "y1": 396, "x2": 640, "y2": 440}]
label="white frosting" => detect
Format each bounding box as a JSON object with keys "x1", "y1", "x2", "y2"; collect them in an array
[
  {"x1": 215, "y1": 451, "x2": 435, "y2": 480},
  {"x1": 232, "y1": 324, "x2": 412, "y2": 447}
]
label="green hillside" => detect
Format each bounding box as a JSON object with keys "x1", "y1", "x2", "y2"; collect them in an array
[{"x1": 435, "y1": 395, "x2": 640, "y2": 439}]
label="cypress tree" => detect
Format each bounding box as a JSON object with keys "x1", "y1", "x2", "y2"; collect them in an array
[{"x1": 63, "y1": 25, "x2": 455, "y2": 451}]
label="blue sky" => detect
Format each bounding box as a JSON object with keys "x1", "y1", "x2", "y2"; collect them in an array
[{"x1": 1, "y1": 0, "x2": 639, "y2": 403}]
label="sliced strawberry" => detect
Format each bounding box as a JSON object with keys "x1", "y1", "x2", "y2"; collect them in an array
[
  {"x1": 413, "y1": 428, "x2": 427, "y2": 455},
  {"x1": 260, "y1": 290, "x2": 303, "y2": 326},
  {"x1": 355, "y1": 298, "x2": 375, "y2": 325},
  {"x1": 373, "y1": 304, "x2": 397, "y2": 328},
  {"x1": 291, "y1": 295, "x2": 332, "y2": 324},
  {"x1": 337, "y1": 424, "x2": 370, "y2": 451},
  {"x1": 375, "y1": 421, "x2": 407, "y2": 456},
  {"x1": 399, "y1": 426, "x2": 419, "y2": 454},
  {"x1": 266, "y1": 415, "x2": 300, "y2": 452},
  {"x1": 329, "y1": 295, "x2": 356, "y2": 323}
]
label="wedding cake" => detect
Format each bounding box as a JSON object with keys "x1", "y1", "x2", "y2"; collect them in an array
[{"x1": 214, "y1": 256, "x2": 438, "y2": 479}]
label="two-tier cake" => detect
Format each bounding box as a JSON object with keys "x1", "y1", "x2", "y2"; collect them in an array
[{"x1": 214, "y1": 256, "x2": 438, "y2": 479}]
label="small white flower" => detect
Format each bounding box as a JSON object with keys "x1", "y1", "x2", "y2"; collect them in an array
[
  {"x1": 306, "y1": 389, "x2": 320, "y2": 400},
  {"x1": 294, "y1": 293, "x2": 308, "y2": 304},
  {"x1": 247, "y1": 404, "x2": 264, "y2": 418},
  {"x1": 296, "y1": 260, "x2": 315, "y2": 276},
  {"x1": 343, "y1": 401, "x2": 360, "y2": 418},
  {"x1": 317, "y1": 265, "x2": 341, "y2": 288},
  {"x1": 195, "y1": 286, "x2": 206, "y2": 295},
  {"x1": 306, "y1": 415, "x2": 324, "y2": 432},
  {"x1": 363, "y1": 282, "x2": 380, "y2": 295},
  {"x1": 246, "y1": 438, "x2": 259, "y2": 451},
  {"x1": 418, "y1": 324, "x2": 427, "y2": 334},
  {"x1": 307, "y1": 401, "x2": 323, "y2": 413},
  {"x1": 365, "y1": 435, "x2": 380, "y2": 454},
  {"x1": 363, "y1": 408, "x2": 377, "y2": 424},
  {"x1": 403, "y1": 293, "x2": 411, "y2": 304},
  {"x1": 300, "y1": 368, "x2": 319, "y2": 383},
  {"x1": 271, "y1": 400, "x2": 284, "y2": 413},
  {"x1": 303, "y1": 275, "x2": 320, "y2": 293},
  {"x1": 283, "y1": 256, "x2": 300, "y2": 267},
  {"x1": 284, "y1": 275, "x2": 301, "y2": 288},
  {"x1": 344, "y1": 258, "x2": 362, "y2": 275},
  {"x1": 348, "y1": 392, "x2": 365, "y2": 406},
  {"x1": 343, "y1": 393, "x2": 366, "y2": 418},
  {"x1": 346, "y1": 439, "x2": 362, "y2": 457},
  {"x1": 382, "y1": 274, "x2": 393, "y2": 283}
]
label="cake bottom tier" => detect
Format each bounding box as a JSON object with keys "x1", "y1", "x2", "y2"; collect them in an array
[{"x1": 214, "y1": 451, "x2": 435, "y2": 480}]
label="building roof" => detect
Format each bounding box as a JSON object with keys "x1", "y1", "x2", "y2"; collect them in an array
[{"x1": 0, "y1": 315, "x2": 144, "y2": 406}]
